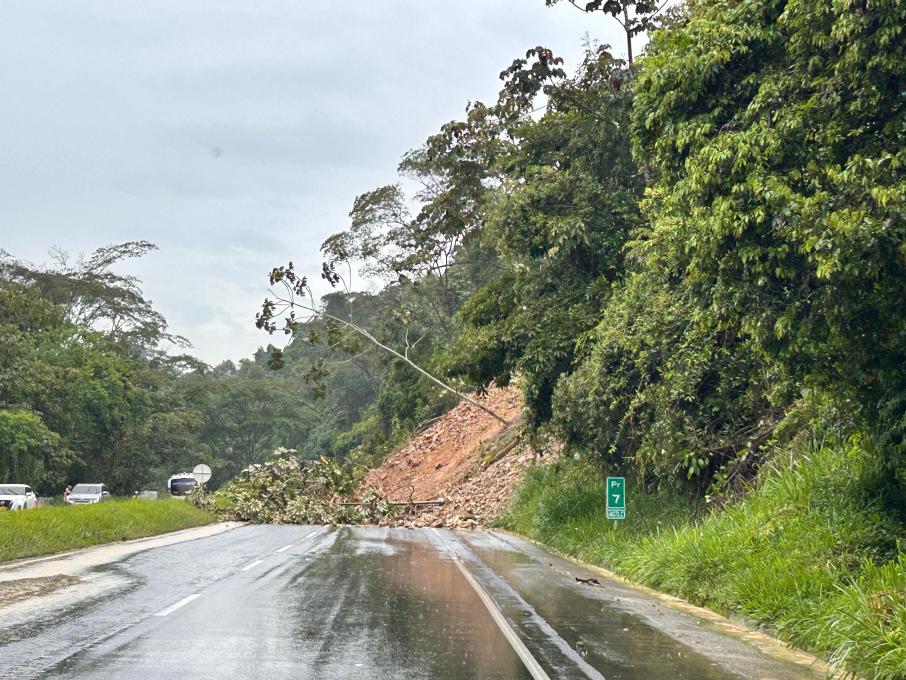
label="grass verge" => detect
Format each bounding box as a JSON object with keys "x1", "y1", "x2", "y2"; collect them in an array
[
  {"x1": 498, "y1": 438, "x2": 906, "y2": 679},
  {"x1": 0, "y1": 499, "x2": 215, "y2": 563}
]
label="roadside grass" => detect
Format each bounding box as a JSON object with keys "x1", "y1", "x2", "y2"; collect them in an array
[
  {"x1": 498, "y1": 439, "x2": 906, "y2": 679},
  {"x1": 0, "y1": 499, "x2": 215, "y2": 563}
]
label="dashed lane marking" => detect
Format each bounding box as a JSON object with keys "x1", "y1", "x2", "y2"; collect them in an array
[
  {"x1": 154, "y1": 593, "x2": 201, "y2": 617},
  {"x1": 240, "y1": 559, "x2": 264, "y2": 572},
  {"x1": 270, "y1": 527, "x2": 329, "y2": 557}
]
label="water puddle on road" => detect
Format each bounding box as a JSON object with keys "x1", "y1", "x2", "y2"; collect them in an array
[{"x1": 280, "y1": 527, "x2": 532, "y2": 679}]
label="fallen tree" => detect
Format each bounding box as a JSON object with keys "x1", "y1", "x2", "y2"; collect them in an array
[{"x1": 204, "y1": 448, "x2": 392, "y2": 524}]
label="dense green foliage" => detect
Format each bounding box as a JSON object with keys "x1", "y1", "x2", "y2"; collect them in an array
[
  {"x1": 579, "y1": 0, "x2": 906, "y2": 482},
  {"x1": 0, "y1": 246, "x2": 336, "y2": 493},
  {"x1": 501, "y1": 437, "x2": 906, "y2": 678},
  {"x1": 0, "y1": 261, "x2": 177, "y2": 493},
  {"x1": 440, "y1": 48, "x2": 644, "y2": 427},
  {"x1": 0, "y1": 499, "x2": 214, "y2": 562},
  {"x1": 211, "y1": 449, "x2": 389, "y2": 524}
]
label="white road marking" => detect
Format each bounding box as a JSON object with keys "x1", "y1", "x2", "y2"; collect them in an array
[
  {"x1": 154, "y1": 593, "x2": 201, "y2": 617},
  {"x1": 240, "y1": 559, "x2": 264, "y2": 572},
  {"x1": 156, "y1": 529, "x2": 329, "y2": 618},
  {"x1": 270, "y1": 527, "x2": 329, "y2": 557},
  {"x1": 303, "y1": 527, "x2": 327, "y2": 541},
  {"x1": 432, "y1": 529, "x2": 551, "y2": 680}
]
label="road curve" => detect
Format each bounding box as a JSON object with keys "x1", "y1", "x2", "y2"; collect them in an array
[{"x1": 0, "y1": 525, "x2": 828, "y2": 679}]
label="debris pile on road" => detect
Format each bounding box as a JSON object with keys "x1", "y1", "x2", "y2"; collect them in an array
[
  {"x1": 215, "y1": 449, "x2": 379, "y2": 524},
  {"x1": 211, "y1": 385, "x2": 554, "y2": 528},
  {"x1": 391, "y1": 445, "x2": 544, "y2": 529},
  {"x1": 358, "y1": 384, "x2": 557, "y2": 528}
]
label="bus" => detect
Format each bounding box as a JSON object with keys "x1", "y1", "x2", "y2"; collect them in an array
[{"x1": 167, "y1": 473, "x2": 197, "y2": 497}]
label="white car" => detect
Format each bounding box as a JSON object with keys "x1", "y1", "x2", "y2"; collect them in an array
[
  {"x1": 65, "y1": 483, "x2": 110, "y2": 505},
  {"x1": 0, "y1": 484, "x2": 38, "y2": 511}
]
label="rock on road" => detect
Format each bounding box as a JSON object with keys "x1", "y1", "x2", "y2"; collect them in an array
[{"x1": 0, "y1": 525, "x2": 828, "y2": 679}]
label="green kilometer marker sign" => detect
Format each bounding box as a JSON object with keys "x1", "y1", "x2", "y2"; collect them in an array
[{"x1": 606, "y1": 476, "x2": 626, "y2": 520}]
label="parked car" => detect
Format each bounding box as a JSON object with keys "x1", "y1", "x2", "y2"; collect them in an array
[
  {"x1": 64, "y1": 483, "x2": 110, "y2": 505},
  {"x1": 134, "y1": 490, "x2": 158, "y2": 500},
  {"x1": 0, "y1": 484, "x2": 38, "y2": 511}
]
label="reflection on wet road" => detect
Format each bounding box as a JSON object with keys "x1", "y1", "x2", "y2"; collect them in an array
[{"x1": 0, "y1": 526, "x2": 828, "y2": 679}]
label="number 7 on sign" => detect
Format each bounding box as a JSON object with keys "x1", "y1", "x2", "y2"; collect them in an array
[{"x1": 606, "y1": 477, "x2": 626, "y2": 521}]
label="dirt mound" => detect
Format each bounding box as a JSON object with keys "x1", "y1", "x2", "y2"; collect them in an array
[{"x1": 361, "y1": 384, "x2": 556, "y2": 528}]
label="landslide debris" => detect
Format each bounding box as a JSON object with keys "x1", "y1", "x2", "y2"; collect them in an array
[
  {"x1": 359, "y1": 384, "x2": 556, "y2": 529},
  {"x1": 211, "y1": 385, "x2": 552, "y2": 528}
]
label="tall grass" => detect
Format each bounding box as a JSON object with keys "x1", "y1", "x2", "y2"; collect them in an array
[
  {"x1": 0, "y1": 499, "x2": 215, "y2": 563},
  {"x1": 499, "y1": 458, "x2": 698, "y2": 564},
  {"x1": 499, "y1": 440, "x2": 906, "y2": 679}
]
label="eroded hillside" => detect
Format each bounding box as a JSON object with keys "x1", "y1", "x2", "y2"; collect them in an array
[{"x1": 360, "y1": 385, "x2": 555, "y2": 528}]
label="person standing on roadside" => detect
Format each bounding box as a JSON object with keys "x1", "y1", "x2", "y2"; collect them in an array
[{"x1": 63, "y1": 485, "x2": 72, "y2": 502}]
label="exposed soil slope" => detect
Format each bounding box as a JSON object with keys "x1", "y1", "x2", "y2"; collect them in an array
[{"x1": 361, "y1": 384, "x2": 554, "y2": 528}]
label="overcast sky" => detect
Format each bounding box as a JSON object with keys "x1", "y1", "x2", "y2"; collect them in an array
[{"x1": 0, "y1": 1, "x2": 621, "y2": 364}]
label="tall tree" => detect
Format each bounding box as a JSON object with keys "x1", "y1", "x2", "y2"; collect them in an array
[
  {"x1": 545, "y1": 0, "x2": 667, "y2": 64},
  {"x1": 629, "y1": 0, "x2": 906, "y2": 454},
  {"x1": 0, "y1": 242, "x2": 188, "y2": 352},
  {"x1": 443, "y1": 45, "x2": 643, "y2": 426}
]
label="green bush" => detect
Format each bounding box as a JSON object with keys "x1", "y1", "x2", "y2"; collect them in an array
[{"x1": 215, "y1": 449, "x2": 382, "y2": 524}]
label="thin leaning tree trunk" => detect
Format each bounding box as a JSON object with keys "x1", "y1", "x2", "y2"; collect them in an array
[{"x1": 314, "y1": 309, "x2": 510, "y2": 425}]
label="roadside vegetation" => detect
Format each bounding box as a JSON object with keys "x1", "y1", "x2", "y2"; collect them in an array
[
  {"x1": 0, "y1": 242, "x2": 372, "y2": 495},
  {"x1": 500, "y1": 435, "x2": 906, "y2": 678},
  {"x1": 255, "y1": 0, "x2": 906, "y2": 514},
  {"x1": 0, "y1": 499, "x2": 215, "y2": 563}
]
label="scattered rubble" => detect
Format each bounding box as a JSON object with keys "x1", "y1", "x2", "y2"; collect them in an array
[
  {"x1": 358, "y1": 384, "x2": 559, "y2": 529},
  {"x1": 362, "y1": 384, "x2": 524, "y2": 503}
]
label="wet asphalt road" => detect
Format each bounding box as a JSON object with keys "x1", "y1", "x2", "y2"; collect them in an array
[{"x1": 0, "y1": 525, "x2": 827, "y2": 679}]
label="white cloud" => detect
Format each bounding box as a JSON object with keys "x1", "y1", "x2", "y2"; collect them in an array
[{"x1": 0, "y1": 0, "x2": 622, "y2": 363}]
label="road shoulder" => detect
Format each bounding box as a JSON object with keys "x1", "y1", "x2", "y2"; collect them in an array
[{"x1": 485, "y1": 530, "x2": 838, "y2": 679}]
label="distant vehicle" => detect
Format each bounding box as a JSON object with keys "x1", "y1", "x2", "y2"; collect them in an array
[
  {"x1": 167, "y1": 474, "x2": 197, "y2": 497},
  {"x1": 0, "y1": 484, "x2": 38, "y2": 511},
  {"x1": 65, "y1": 483, "x2": 110, "y2": 505},
  {"x1": 135, "y1": 490, "x2": 158, "y2": 500}
]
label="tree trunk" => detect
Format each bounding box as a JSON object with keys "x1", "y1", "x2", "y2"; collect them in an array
[
  {"x1": 317, "y1": 309, "x2": 510, "y2": 425},
  {"x1": 624, "y1": 7, "x2": 634, "y2": 65}
]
